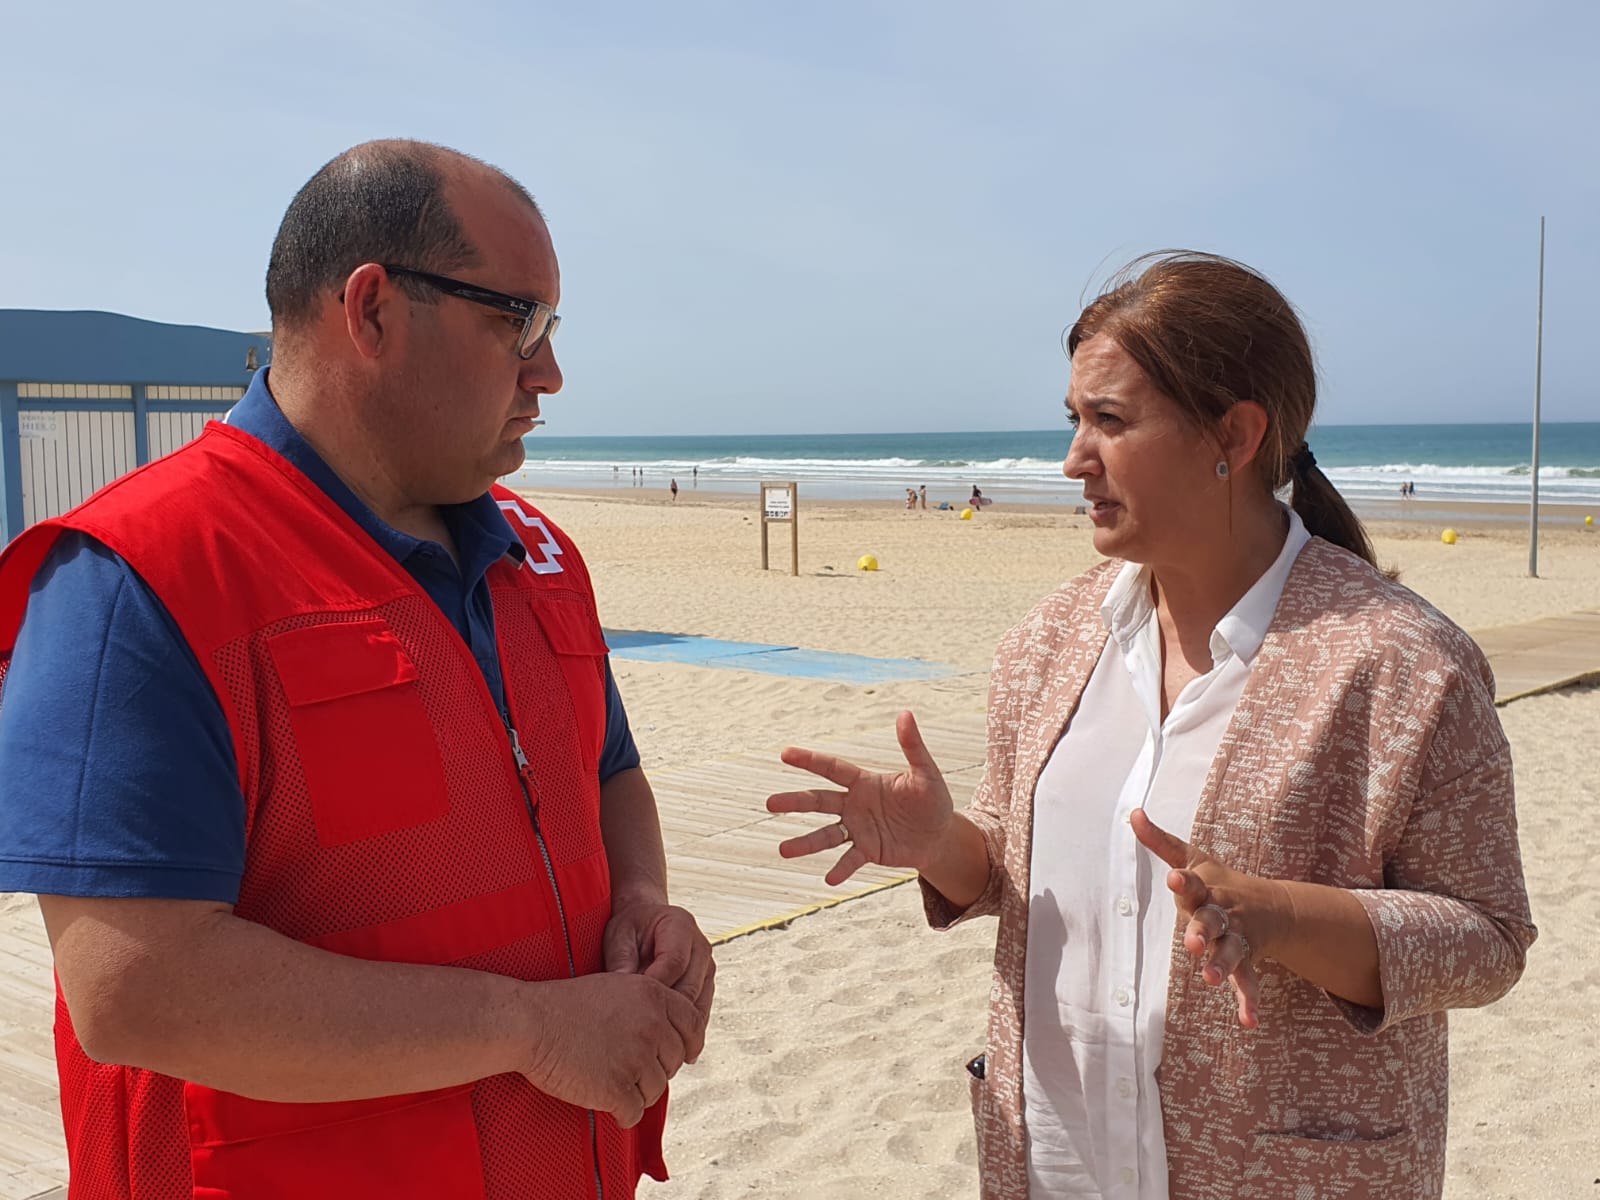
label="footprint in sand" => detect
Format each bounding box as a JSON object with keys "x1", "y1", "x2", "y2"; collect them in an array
[
  {"x1": 885, "y1": 1121, "x2": 945, "y2": 1162},
  {"x1": 872, "y1": 1090, "x2": 922, "y2": 1121},
  {"x1": 825, "y1": 982, "x2": 917, "y2": 1009}
]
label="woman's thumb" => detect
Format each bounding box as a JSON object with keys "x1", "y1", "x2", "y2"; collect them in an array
[{"x1": 896, "y1": 710, "x2": 939, "y2": 774}]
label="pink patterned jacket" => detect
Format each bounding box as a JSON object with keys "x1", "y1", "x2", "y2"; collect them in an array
[{"x1": 923, "y1": 538, "x2": 1536, "y2": 1200}]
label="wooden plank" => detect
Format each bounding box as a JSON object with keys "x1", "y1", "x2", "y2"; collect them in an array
[
  {"x1": 636, "y1": 712, "x2": 991, "y2": 939},
  {"x1": 0, "y1": 902, "x2": 62, "y2": 1194},
  {"x1": 1470, "y1": 611, "x2": 1600, "y2": 705},
  {"x1": 2, "y1": 1174, "x2": 65, "y2": 1200}
]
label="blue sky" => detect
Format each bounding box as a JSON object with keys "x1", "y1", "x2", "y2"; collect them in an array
[{"x1": 2, "y1": 1, "x2": 1595, "y2": 435}]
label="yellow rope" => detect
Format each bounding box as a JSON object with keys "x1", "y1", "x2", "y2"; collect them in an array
[
  {"x1": 1494, "y1": 670, "x2": 1600, "y2": 706},
  {"x1": 709, "y1": 872, "x2": 919, "y2": 946}
]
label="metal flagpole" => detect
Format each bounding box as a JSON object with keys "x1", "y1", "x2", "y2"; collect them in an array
[{"x1": 1529, "y1": 217, "x2": 1546, "y2": 578}]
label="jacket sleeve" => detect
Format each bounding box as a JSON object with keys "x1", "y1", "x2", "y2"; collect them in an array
[{"x1": 1337, "y1": 660, "x2": 1537, "y2": 1034}]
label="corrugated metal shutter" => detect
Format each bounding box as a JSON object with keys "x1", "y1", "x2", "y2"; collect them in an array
[{"x1": 18, "y1": 408, "x2": 138, "y2": 525}]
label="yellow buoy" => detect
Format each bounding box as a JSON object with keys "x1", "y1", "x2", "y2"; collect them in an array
[
  {"x1": 1441, "y1": 528, "x2": 1458, "y2": 545},
  {"x1": 960, "y1": 507, "x2": 974, "y2": 521},
  {"x1": 856, "y1": 554, "x2": 879, "y2": 572},
  {"x1": 1586, "y1": 515, "x2": 1595, "y2": 527}
]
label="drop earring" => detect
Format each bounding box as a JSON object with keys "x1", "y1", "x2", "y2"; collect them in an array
[{"x1": 1215, "y1": 461, "x2": 1230, "y2": 479}]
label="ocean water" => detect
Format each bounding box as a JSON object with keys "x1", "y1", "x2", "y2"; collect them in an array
[{"x1": 506, "y1": 423, "x2": 1600, "y2": 510}]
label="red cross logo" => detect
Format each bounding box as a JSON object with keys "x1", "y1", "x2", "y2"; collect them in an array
[{"x1": 496, "y1": 501, "x2": 566, "y2": 575}]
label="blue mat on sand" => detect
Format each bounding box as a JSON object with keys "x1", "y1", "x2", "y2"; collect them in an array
[{"x1": 603, "y1": 630, "x2": 959, "y2": 683}]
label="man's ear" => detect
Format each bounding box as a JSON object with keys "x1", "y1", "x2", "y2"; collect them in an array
[{"x1": 341, "y1": 263, "x2": 396, "y2": 360}]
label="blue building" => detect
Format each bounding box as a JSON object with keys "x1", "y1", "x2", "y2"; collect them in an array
[{"x1": 0, "y1": 310, "x2": 270, "y2": 544}]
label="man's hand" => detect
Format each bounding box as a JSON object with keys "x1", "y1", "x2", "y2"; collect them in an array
[
  {"x1": 519, "y1": 972, "x2": 706, "y2": 1129},
  {"x1": 604, "y1": 901, "x2": 716, "y2": 1030}
]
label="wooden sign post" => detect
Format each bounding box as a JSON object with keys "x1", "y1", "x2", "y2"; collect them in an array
[{"x1": 760, "y1": 481, "x2": 799, "y2": 576}]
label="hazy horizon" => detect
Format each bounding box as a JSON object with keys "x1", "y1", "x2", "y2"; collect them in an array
[{"x1": 518, "y1": 419, "x2": 1598, "y2": 439}]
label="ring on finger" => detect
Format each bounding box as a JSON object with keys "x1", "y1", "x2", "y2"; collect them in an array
[
  {"x1": 836, "y1": 820, "x2": 851, "y2": 844},
  {"x1": 1197, "y1": 902, "x2": 1230, "y2": 939}
]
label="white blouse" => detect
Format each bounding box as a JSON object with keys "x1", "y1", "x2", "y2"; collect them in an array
[{"x1": 1021, "y1": 509, "x2": 1309, "y2": 1199}]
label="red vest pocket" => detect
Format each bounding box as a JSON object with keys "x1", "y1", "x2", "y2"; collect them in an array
[
  {"x1": 267, "y1": 620, "x2": 450, "y2": 847},
  {"x1": 185, "y1": 1084, "x2": 484, "y2": 1199},
  {"x1": 528, "y1": 597, "x2": 608, "y2": 771}
]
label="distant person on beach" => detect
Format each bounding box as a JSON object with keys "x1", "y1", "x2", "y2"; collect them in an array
[
  {"x1": 670, "y1": 477, "x2": 679, "y2": 502},
  {"x1": 0, "y1": 140, "x2": 711, "y2": 1198},
  {"x1": 693, "y1": 465, "x2": 698, "y2": 487},
  {"x1": 919, "y1": 484, "x2": 927, "y2": 510},
  {"x1": 906, "y1": 487, "x2": 917, "y2": 510},
  {"x1": 770, "y1": 252, "x2": 1533, "y2": 1200}
]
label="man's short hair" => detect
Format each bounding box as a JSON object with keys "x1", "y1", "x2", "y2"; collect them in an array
[{"x1": 264, "y1": 141, "x2": 540, "y2": 331}]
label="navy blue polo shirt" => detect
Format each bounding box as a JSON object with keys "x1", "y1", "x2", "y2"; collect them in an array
[{"x1": 0, "y1": 371, "x2": 640, "y2": 902}]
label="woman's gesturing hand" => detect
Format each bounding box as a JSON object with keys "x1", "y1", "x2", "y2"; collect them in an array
[
  {"x1": 1131, "y1": 808, "x2": 1295, "y2": 1030},
  {"x1": 766, "y1": 711, "x2": 955, "y2": 887}
]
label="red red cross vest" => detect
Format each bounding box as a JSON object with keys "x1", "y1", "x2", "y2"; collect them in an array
[{"x1": 0, "y1": 422, "x2": 667, "y2": 1199}]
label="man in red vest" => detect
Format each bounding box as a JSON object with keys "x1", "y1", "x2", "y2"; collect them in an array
[{"x1": 0, "y1": 140, "x2": 713, "y2": 1198}]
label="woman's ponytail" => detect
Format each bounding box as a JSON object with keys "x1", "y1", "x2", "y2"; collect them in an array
[{"x1": 1287, "y1": 445, "x2": 1382, "y2": 571}]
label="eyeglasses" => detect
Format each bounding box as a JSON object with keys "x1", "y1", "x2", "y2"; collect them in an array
[{"x1": 382, "y1": 264, "x2": 560, "y2": 360}]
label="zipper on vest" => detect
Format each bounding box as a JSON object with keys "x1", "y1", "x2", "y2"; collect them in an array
[
  {"x1": 504, "y1": 720, "x2": 579, "y2": 981},
  {"x1": 504, "y1": 715, "x2": 605, "y2": 1200}
]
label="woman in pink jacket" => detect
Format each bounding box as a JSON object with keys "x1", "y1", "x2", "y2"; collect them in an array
[{"x1": 770, "y1": 252, "x2": 1535, "y2": 1200}]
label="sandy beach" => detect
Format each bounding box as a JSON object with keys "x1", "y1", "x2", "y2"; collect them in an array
[
  {"x1": 562, "y1": 487, "x2": 1600, "y2": 769},
  {"x1": 3, "y1": 486, "x2": 1597, "y2": 1198},
  {"x1": 538, "y1": 485, "x2": 1599, "y2": 1200}
]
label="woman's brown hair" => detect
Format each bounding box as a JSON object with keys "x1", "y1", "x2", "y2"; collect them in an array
[{"x1": 1067, "y1": 251, "x2": 1378, "y2": 569}]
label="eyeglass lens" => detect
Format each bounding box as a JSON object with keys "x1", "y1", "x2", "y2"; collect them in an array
[{"x1": 519, "y1": 309, "x2": 560, "y2": 359}]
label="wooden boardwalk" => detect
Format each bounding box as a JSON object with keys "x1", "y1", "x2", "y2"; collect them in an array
[
  {"x1": 0, "y1": 902, "x2": 67, "y2": 1200},
  {"x1": 1, "y1": 609, "x2": 1597, "y2": 1194},
  {"x1": 654, "y1": 714, "x2": 989, "y2": 942},
  {"x1": 1475, "y1": 610, "x2": 1600, "y2": 704}
]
